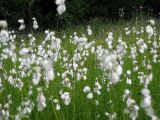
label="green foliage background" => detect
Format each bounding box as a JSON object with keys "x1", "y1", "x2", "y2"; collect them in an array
[{"x1": 0, "y1": 0, "x2": 160, "y2": 29}]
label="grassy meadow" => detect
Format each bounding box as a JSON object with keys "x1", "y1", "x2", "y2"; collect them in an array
[{"x1": 0, "y1": 18, "x2": 160, "y2": 120}]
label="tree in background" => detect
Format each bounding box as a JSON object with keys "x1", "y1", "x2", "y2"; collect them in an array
[{"x1": 0, "y1": 0, "x2": 160, "y2": 29}]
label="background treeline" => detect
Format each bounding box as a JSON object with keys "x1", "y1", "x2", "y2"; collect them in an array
[{"x1": 0, "y1": 0, "x2": 160, "y2": 29}]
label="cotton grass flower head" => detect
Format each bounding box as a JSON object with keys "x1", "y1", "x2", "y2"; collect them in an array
[
  {"x1": 0, "y1": 29, "x2": 9, "y2": 43},
  {"x1": 32, "y1": 17, "x2": 39, "y2": 30},
  {"x1": 100, "y1": 52, "x2": 123, "y2": 84},
  {"x1": 105, "y1": 32, "x2": 113, "y2": 49},
  {"x1": 110, "y1": 72, "x2": 120, "y2": 84},
  {"x1": 57, "y1": 5, "x2": 66, "y2": 15},
  {"x1": 32, "y1": 67, "x2": 41, "y2": 85},
  {"x1": 146, "y1": 25, "x2": 153, "y2": 39},
  {"x1": 94, "y1": 81, "x2": 101, "y2": 95},
  {"x1": 87, "y1": 92, "x2": 93, "y2": 99},
  {"x1": 0, "y1": 20, "x2": 8, "y2": 30},
  {"x1": 87, "y1": 26, "x2": 92, "y2": 36},
  {"x1": 125, "y1": 28, "x2": 131, "y2": 35},
  {"x1": 21, "y1": 100, "x2": 34, "y2": 115},
  {"x1": 136, "y1": 38, "x2": 148, "y2": 54},
  {"x1": 83, "y1": 86, "x2": 93, "y2": 99},
  {"x1": 37, "y1": 92, "x2": 46, "y2": 111},
  {"x1": 83, "y1": 86, "x2": 91, "y2": 93},
  {"x1": 18, "y1": 19, "x2": 25, "y2": 31},
  {"x1": 60, "y1": 91, "x2": 71, "y2": 105},
  {"x1": 1, "y1": 109, "x2": 10, "y2": 120},
  {"x1": 55, "y1": 104, "x2": 61, "y2": 111},
  {"x1": 55, "y1": 0, "x2": 66, "y2": 15},
  {"x1": 123, "y1": 89, "x2": 139, "y2": 120},
  {"x1": 105, "y1": 112, "x2": 117, "y2": 120},
  {"x1": 122, "y1": 89, "x2": 130, "y2": 101},
  {"x1": 41, "y1": 59, "x2": 54, "y2": 82},
  {"x1": 140, "y1": 88, "x2": 150, "y2": 97},
  {"x1": 52, "y1": 99, "x2": 61, "y2": 111},
  {"x1": 149, "y1": 19, "x2": 155, "y2": 26},
  {"x1": 140, "y1": 88, "x2": 159, "y2": 119}
]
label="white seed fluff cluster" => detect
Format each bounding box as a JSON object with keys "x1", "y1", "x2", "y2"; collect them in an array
[
  {"x1": 123, "y1": 89, "x2": 139, "y2": 120},
  {"x1": 0, "y1": 29, "x2": 9, "y2": 43},
  {"x1": 55, "y1": 0, "x2": 66, "y2": 15},
  {"x1": 83, "y1": 86, "x2": 93, "y2": 99},
  {"x1": 101, "y1": 53, "x2": 123, "y2": 84},
  {"x1": 140, "y1": 88, "x2": 159, "y2": 120},
  {"x1": 32, "y1": 17, "x2": 39, "y2": 30},
  {"x1": 87, "y1": 26, "x2": 92, "y2": 36},
  {"x1": 105, "y1": 32, "x2": 113, "y2": 49},
  {"x1": 0, "y1": 20, "x2": 8, "y2": 29},
  {"x1": 146, "y1": 24, "x2": 154, "y2": 39},
  {"x1": 0, "y1": 20, "x2": 9, "y2": 43},
  {"x1": 37, "y1": 92, "x2": 46, "y2": 111},
  {"x1": 60, "y1": 91, "x2": 71, "y2": 105},
  {"x1": 18, "y1": 19, "x2": 25, "y2": 31}
]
